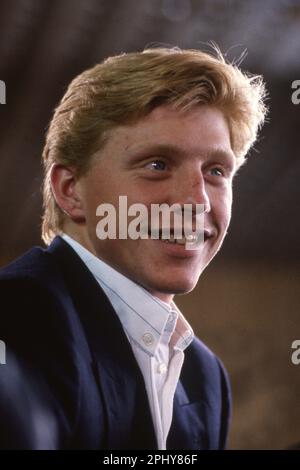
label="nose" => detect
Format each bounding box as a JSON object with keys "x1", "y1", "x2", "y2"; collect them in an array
[{"x1": 175, "y1": 165, "x2": 211, "y2": 214}]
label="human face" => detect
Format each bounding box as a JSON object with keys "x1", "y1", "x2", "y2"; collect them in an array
[{"x1": 77, "y1": 104, "x2": 236, "y2": 303}]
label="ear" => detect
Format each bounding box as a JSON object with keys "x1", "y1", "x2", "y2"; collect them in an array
[{"x1": 50, "y1": 164, "x2": 86, "y2": 222}]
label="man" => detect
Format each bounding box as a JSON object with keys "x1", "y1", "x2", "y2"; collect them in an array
[{"x1": 0, "y1": 47, "x2": 267, "y2": 449}]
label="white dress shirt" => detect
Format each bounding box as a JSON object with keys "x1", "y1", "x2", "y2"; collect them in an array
[{"x1": 61, "y1": 234, "x2": 194, "y2": 450}]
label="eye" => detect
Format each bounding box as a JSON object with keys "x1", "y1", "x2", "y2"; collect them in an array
[
  {"x1": 145, "y1": 160, "x2": 167, "y2": 171},
  {"x1": 209, "y1": 167, "x2": 224, "y2": 177}
]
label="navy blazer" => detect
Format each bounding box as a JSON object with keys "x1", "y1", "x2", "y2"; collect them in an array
[{"x1": 0, "y1": 236, "x2": 231, "y2": 449}]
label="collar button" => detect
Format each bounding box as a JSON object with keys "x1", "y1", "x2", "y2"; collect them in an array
[{"x1": 142, "y1": 332, "x2": 154, "y2": 346}]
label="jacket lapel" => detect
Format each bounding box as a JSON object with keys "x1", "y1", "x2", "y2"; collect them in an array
[
  {"x1": 47, "y1": 237, "x2": 157, "y2": 449},
  {"x1": 167, "y1": 380, "x2": 209, "y2": 449},
  {"x1": 167, "y1": 345, "x2": 214, "y2": 450}
]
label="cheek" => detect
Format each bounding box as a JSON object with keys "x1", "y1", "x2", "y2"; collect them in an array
[
  {"x1": 84, "y1": 175, "x2": 116, "y2": 211},
  {"x1": 224, "y1": 199, "x2": 233, "y2": 230},
  {"x1": 85, "y1": 191, "x2": 100, "y2": 220},
  {"x1": 215, "y1": 191, "x2": 232, "y2": 230}
]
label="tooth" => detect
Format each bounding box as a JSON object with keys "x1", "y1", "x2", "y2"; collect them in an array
[
  {"x1": 186, "y1": 234, "x2": 197, "y2": 243},
  {"x1": 176, "y1": 237, "x2": 186, "y2": 245}
]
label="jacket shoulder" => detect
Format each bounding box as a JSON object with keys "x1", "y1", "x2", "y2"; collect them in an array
[
  {"x1": 0, "y1": 245, "x2": 48, "y2": 274},
  {"x1": 0, "y1": 245, "x2": 72, "y2": 335},
  {"x1": 0, "y1": 245, "x2": 84, "y2": 442}
]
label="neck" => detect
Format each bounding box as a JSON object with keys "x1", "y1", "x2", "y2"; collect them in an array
[
  {"x1": 62, "y1": 223, "x2": 96, "y2": 255},
  {"x1": 62, "y1": 223, "x2": 175, "y2": 306}
]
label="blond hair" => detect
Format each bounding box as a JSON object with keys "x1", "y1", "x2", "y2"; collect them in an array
[{"x1": 42, "y1": 46, "x2": 267, "y2": 244}]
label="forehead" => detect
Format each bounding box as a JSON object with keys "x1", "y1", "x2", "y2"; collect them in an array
[{"x1": 104, "y1": 104, "x2": 233, "y2": 160}]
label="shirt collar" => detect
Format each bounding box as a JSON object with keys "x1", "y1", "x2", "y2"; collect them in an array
[{"x1": 61, "y1": 234, "x2": 194, "y2": 356}]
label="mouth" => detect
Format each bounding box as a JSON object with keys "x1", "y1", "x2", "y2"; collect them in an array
[{"x1": 148, "y1": 228, "x2": 213, "y2": 245}]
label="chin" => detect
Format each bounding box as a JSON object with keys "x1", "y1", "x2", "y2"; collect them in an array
[{"x1": 150, "y1": 276, "x2": 200, "y2": 298}]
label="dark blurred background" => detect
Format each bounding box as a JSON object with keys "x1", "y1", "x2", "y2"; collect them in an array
[{"x1": 0, "y1": 0, "x2": 299, "y2": 449}]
